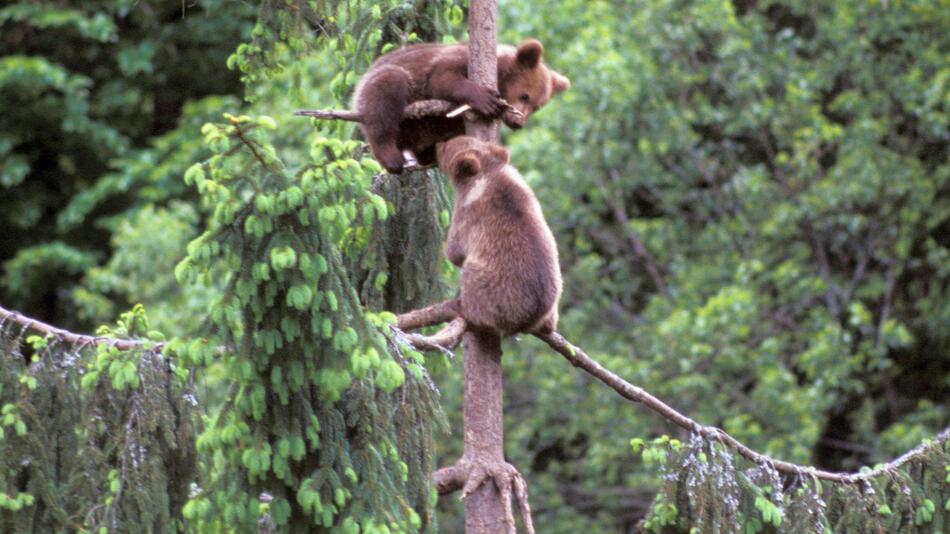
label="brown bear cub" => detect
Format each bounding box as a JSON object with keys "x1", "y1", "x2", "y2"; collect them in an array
[
  {"x1": 352, "y1": 39, "x2": 570, "y2": 174},
  {"x1": 435, "y1": 136, "x2": 562, "y2": 336}
]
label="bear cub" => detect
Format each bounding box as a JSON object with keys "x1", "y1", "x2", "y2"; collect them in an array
[
  {"x1": 436, "y1": 136, "x2": 562, "y2": 336},
  {"x1": 352, "y1": 39, "x2": 570, "y2": 174}
]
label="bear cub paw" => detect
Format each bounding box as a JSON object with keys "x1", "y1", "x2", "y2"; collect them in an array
[
  {"x1": 374, "y1": 145, "x2": 407, "y2": 174},
  {"x1": 468, "y1": 86, "x2": 506, "y2": 118}
]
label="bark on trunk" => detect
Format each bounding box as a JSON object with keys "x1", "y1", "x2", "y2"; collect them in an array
[
  {"x1": 463, "y1": 1, "x2": 506, "y2": 532},
  {"x1": 465, "y1": 0, "x2": 500, "y2": 142},
  {"x1": 462, "y1": 331, "x2": 507, "y2": 533}
]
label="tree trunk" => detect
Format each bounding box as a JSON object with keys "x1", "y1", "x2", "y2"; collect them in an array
[
  {"x1": 462, "y1": 331, "x2": 506, "y2": 533},
  {"x1": 463, "y1": 1, "x2": 506, "y2": 532},
  {"x1": 465, "y1": 0, "x2": 499, "y2": 142}
]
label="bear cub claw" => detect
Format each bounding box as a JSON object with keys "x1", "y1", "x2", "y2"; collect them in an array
[{"x1": 469, "y1": 86, "x2": 506, "y2": 117}]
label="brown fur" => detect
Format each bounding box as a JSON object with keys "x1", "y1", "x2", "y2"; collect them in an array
[
  {"x1": 352, "y1": 39, "x2": 570, "y2": 174},
  {"x1": 435, "y1": 136, "x2": 562, "y2": 336}
]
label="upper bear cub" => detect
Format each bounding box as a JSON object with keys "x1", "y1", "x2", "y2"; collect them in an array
[
  {"x1": 436, "y1": 136, "x2": 562, "y2": 336},
  {"x1": 352, "y1": 39, "x2": 570, "y2": 174}
]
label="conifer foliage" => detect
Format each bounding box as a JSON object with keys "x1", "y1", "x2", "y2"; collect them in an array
[
  {"x1": 0, "y1": 306, "x2": 195, "y2": 532},
  {"x1": 4, "y1": 1, "x2": 462, "y2": 531},
  {"x1": 170, "y1": 112, "x2": 443, "y2": 531},
  {"x1": 633, "y1": 432, "x2": 950, "y2": 533}
]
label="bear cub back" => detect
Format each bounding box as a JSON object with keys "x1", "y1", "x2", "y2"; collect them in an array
[{"x1": 436, "y1": 136, "x2": 562, "y2": 336}]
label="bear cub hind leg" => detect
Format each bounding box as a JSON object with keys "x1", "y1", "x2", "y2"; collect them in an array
[{"x1": 355, "y1": 65, "x2": 411, "y2": 174}]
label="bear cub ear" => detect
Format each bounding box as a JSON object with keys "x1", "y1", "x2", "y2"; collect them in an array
[
  {"x1": 450, "y1": 152, "x2": 481, "y2": 179},
  {"x1": 516, "y1": 39, "x2": 544, "y2": 68},
  {"x1": 489, "y1": 145, "x2": 510, "y2": 164}
]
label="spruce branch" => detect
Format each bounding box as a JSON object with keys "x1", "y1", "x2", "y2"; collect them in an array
[{"x1": 0, "y1": 304, "x2": 158, "y2": 351}]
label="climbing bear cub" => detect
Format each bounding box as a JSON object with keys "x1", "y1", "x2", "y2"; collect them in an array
[
  {"x1": 352, "y1": 39, "x2": 570, "y2": 174},
  {"x1": 436, "y1": 136, "x2": 562, "y2": 336}
]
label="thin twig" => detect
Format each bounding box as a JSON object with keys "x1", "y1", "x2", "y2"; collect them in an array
[{"x1": 232, "y1": 122, "x2": 274, "y2": 171}]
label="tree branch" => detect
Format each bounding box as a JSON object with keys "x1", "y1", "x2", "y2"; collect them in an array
[
  {"x1": 534, "y1": 330, "x2": 950, "y2": 484},
  {"x1": 396, "y1": 299, "x2": 459, "y2": 330},
  {"x1": 390, "y1": 318, "x2": 466, "y2": 355},
  {"x1": 294, "y1": 99, "x2": 523, "y2": 125},
  {"x1": 8, "y1": 302, "x2": 945, "y2": 492},
  {"x1": 0, "y1": 304, "x2": 158, "y2": 352},
  {"x1": 434, "y1": 462, "x2": 467, "y2": 495},
  {"x1": 232, "y1": 121, "x2": 274, "y2": 171}
]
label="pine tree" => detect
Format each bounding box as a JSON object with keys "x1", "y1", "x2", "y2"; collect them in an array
[{"x1": 0, "y1": 306, "x2": 195, "y2": 532}]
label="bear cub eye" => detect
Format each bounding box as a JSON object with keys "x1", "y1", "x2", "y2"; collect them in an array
[{"x1": 519, "y1": 93, "x2": 530, "y2": 103}]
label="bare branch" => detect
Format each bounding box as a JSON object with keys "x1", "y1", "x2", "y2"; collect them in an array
[
  {"x1": 434, "y1": 463, "x2": 467, "y2": 495},
  {"x1": 293, "y1": 109, "x2": 363, "y2": 122},
  {"x1": 396, "y1": 299, "x2": 459, "y2": 330},
  {"x1": 535, "y1": 330, "x2": 950, "y2": 484},
  {"x1": 390, "y1": 318, "x2": 466, "y2": 355},
  {"x1": 415, "y1": 317, "x2": 467, "y2": 350},
  {"x1": 0, "y1": 304, "x2": 159, "y2": 352},
  {"x1": 294, "y1": 99, "x2": 523, "y2": 125}
]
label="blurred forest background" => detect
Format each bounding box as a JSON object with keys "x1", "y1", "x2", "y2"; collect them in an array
[{"x1": 0, "y1": 0, "x2": 948, "y2": 532}]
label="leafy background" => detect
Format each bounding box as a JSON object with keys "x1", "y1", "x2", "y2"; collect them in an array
[{"x1": 1, "y1": 0, "x2": 947, "y2": 532}]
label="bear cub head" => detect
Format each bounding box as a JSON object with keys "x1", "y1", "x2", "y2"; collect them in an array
[
  {"x1": 500, "y1": 39, "x2": 571, "y2": 129},
  {"x1": 436, "y1": 136, "x2": 511, "y2": 183}
]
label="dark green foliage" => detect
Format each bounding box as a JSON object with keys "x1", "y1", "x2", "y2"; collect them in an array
[
  {"x1": 0, "y1": 0, "x2": 255, "y2": 328},
  {"x1": 354, "y1": 169, "x2": 455, "y2": 528},
  {"x1": 3, "y1": 242, "x2": 98, "y2": 303},
  {"x1": 354, "y1": 171, "x2": 454, "y2": 313},
  {"x1": 230, "y1": 0, "x2": 463, "y2": 100},
  {"x1": 159, "y1": 3, "x2": 462, "y2": 530},
  {"x1": 493, "y1": 0, "x2": 950, "y2": 531},
  {"x1": 0, "y1": 306, "x2": 196, "y2": 532}
]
